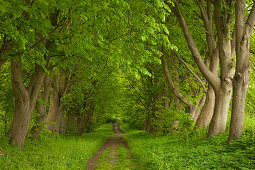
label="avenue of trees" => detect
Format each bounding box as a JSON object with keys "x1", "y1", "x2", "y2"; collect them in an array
[{"x1": 0, "y1": 0, "x2": 255, "y2": 148}]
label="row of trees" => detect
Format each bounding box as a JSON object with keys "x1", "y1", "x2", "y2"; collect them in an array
[
  {"x1": 0, "y1": 0, "x2": 254, "y2": 147},
  {"x1": 122, "y1": 0, "x2": 255, "y2": 143}
]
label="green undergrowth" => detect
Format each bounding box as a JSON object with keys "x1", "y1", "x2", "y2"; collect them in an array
[
  {"x1": 95, "y1": 145, "x2": 137, "y2": 170},
  {"x1": 121, "y1": 123, "x2": 255, "y2": 170},
  {"x1": 0, "y1": 123, "x2": 113, "y2": 169}
]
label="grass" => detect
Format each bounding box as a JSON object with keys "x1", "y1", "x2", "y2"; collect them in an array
[
  {"x1": 121, "y1": 123, "x2": 255, "y2": 170},
  {"x1": 0, "y1": 123, "x2": 113, "y2": 169}
]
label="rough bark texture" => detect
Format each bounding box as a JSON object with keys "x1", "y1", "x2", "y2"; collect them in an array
[
  {"x1": 229, "y1": 1, "x2": 255, "y2": 142},
  {"x1": 9, "y1": 58, "x2": 45, "y2": 147}
]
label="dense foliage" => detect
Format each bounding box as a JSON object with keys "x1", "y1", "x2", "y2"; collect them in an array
[{"x1": 0, "y1": 0, "x2": 255, "y2": 169}]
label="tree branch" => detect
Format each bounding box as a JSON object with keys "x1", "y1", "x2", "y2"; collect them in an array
[
  {"x1": 161, "y1": 50, "x2": 193, "y2": 108},
  {"x1": 168, "y1": 0, "x2": 220, "y2": 90},
  {"x1": 246, "y1": 2, "x2": 255, "y2": 36},
  {"x1": 173, "y1": 51, "x2": 207, "y2": 92}
]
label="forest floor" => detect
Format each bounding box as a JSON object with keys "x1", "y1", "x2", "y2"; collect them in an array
[{"x1": 86, "y1": 123, "x2": 137, "y2": 170}]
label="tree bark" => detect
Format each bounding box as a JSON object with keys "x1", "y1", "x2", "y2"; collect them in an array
[
  {"x1": 9, "y1": 57, "x2": 45, "y2": 147},
  {"x1": 161, "y1": 52, "x2": 196, "y2": 117},
  {"x1": 32, "y1": 76, "x2": 51, "y2": 140},
  {"x1": 46, "y1": 83, "x2": 63, "y2": 133},
  {"x1": 194, "y1": 0, "x2": 219, "y2": 128},
  {"x1": 228, "y1": 1, "x2": 255, "y2": 142},
  {"x1": 192, "y1": 94, "x2": 206, "y2": 121},
  {"x1": 170, "y1": 0, "x2": 235, "y2": 137},
  {"x1": 76, "y1": 101, "x2": 94, "y2": 135},
  {"x1": 195, "y1": 86, "x2": 215, "y2": 128},
  {"x1": 207, "y1": 87, "x2": 232, "y2": 137}
]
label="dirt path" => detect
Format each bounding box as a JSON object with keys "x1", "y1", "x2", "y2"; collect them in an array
[{"x1": 86, "y1": 123, "x2": 134, "y2": 170}]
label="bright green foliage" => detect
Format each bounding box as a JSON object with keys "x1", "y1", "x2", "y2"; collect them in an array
[
  {"x1": 121, "y1": 124, "x2": 255, "y2": 169},
  {"x1": 0, "y1": 124, "x2": 113, "y2": 169},
  {"x1": 0, "y1": 0, "x2": 255, "y2": 168}
]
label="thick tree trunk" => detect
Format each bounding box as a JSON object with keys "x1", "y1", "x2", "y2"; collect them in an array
[
  {"x1": 47, "y1": 88, "x2": 62, "y2": 133},
  {"x1": 229, "y1": 69, "x2": 249, "y2": 142},
  {"x1": 9, "y1": 58, "x2": 45, "y2": 147},
  {"x1": 46, "y1": 70, "x2": 73, "y2": 134},
  {"x1": 195, "y1": 86, "x2": 215, "y2": 128},
  {"x1": 229, "y1": 72, "x2": 249, "y2": 141},
  {"x1": 207, "y1": 87, "x2": 232, "y2": 137},
  {"x1": 9, "y1": 98, "x2": 32, "y2": 147},
  {"x1": 228, "y1": 0, "x2": 255, "y2": 142}
]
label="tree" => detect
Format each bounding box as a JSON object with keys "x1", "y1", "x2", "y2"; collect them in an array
[
  {"x1": 229, "y1": 0, "x2": 255, "y2": 142},
  {"x1": 168, "y1": 0, "x2": 255, "y2": 140}
]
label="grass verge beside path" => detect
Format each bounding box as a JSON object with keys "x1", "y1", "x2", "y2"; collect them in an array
[
  {"x1": 0, "y1": 123, "x2": 113, "y2": 169},
  {"x1": 121, "y1": 123, "x2": 255, "y2": 169}
]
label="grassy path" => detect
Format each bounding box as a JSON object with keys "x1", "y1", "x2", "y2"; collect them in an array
[{"x1": 86, "y1": 123, "x2": 137, "y2": 170}]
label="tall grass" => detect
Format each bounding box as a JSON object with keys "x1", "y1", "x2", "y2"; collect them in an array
[
  {"x1": 121, "y1": 123, "x2": 255, "y2": 169},
  {"x1": 0, "y1": 123, "x2": 113, "y2": 169}
]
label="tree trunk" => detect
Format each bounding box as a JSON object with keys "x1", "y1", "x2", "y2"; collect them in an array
[
  {"x1": 58, "y1": 110, "x2": 67, "y2": 134},
  {"x1": 195, "y1": 86, "x2": 215, "y2": 128},
  {"x1": 66, "y1": 111, "x2": 75, "y2": 132},
  {"x1": 207, "y1": 87, "x2": 232, "y2": 137},
  {"x1": 228, "y1": 0, "x2": 255, "y2": 142},
  {"x1": 32, "y1": 77, "x2": 51, "y2": 140},
  {"x1": 192, "y1": 94, "x2": 206, "y2": 121},
  {"x1": 32, "y1": 95, "x2": 47, "y2": 140},
  {"x1": 47, "y1": 87, "x2": 62, "y2": 133},
  {"x1": 229, "y1": 68, "x2": 249, "y2": 142},
  {"x1": 9, "y1": 97, "x2": 31, "y2": 147},
  {"x1": 9, "y1": 58, "x2": 45, "y2": 147},
  {"x1": 170, "y1": 120, "x2": 179, "y2": 133},
  {"x1": 76, "y1": 116, "x2": 89, "y2": 135}
]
